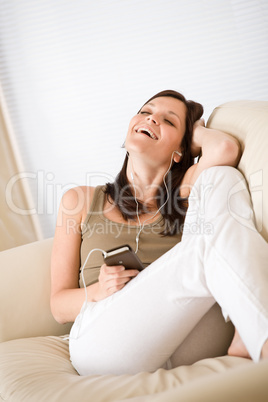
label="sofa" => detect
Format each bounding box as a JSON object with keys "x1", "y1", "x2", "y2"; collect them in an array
[{"x1": 0, "y1": 100, "x2": 268, "y2": 401}]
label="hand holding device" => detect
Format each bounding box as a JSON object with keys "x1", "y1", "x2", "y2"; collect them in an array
[{"x1": 103, "y1": 245, "x2": 144, "y2": 271}]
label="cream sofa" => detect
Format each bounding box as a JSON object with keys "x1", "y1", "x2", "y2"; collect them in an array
[{"x1": 0, "y1": 100, "x2": 268, "y2": 401}]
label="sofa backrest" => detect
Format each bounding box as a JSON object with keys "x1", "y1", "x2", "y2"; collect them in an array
[{"x1": 207, "y1": 100, "x2": 268, "y2": 242}]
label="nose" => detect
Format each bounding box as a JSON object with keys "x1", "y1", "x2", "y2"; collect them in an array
[{"x1": 146, "y1": 114, "x2": 159, "y2": 125}]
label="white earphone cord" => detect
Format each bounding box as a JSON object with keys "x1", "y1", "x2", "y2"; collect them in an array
[
  {"x1": 130, "y1": 150, "x2": 180, "y2": 253},
  {"x1": 81, "y1": 248, "x2": 107, "y2": 303},
  {"x1": 69, "y1": 248, "x2": 107, "y2": 339}
]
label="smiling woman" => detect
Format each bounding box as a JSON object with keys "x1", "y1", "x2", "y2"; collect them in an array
[
  {"x1": 108, "y1": 90, "x2": 203, "y2": 235},
  {"x1": 128, "y1": 98, "x2": 186, "y2": 149},
  {"x1": 50, "y1": 89, "x2": 268, "y2": 376}
]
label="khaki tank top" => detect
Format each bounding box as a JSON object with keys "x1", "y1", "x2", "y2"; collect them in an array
[{"x1": 79, "y1": 185, "x2": 181, "y2": 287}]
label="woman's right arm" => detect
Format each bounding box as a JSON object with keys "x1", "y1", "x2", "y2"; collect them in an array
[{"x1": 50, "y1": 186, "x2": 138, "y2": 324}]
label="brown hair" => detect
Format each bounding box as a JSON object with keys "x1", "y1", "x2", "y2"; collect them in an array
[{"x1": 105, "y1": 90, "x2": 203, "y2": 235}]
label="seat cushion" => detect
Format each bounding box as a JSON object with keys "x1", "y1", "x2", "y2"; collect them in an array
[{"x1": 0, "y1": 335, "x2": 251, "y2": 402}]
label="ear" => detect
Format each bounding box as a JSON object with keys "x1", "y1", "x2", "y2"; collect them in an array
[{"x1": 173, "y1": 150, "x2": 182, "y2": 163}]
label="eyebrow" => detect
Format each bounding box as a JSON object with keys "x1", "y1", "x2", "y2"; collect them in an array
[{"x1": 146, "y1": 102, "x2": 183, "y2": 124}]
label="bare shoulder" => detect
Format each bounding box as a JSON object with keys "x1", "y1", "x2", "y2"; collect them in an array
[{"x1": 59, "y1": 186, "x2": 96, "y2": 223}]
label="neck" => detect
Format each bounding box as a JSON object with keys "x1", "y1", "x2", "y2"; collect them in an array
[{"x1": 126, "y1": 155, "x2": 170, "y2": 206}]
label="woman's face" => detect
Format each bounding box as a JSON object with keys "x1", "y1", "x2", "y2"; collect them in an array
[{"x1": 125, "y1": 96, "x2": 187, "y2": 166}]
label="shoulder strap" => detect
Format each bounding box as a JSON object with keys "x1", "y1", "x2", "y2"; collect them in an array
[{"x1": 82, "y1": 185, "x2": 106, "y2": 230}]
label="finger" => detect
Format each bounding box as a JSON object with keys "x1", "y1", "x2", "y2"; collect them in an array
[
  {"x1": 107, "y1": 283, "x2": 125, "y2": 295},
  {"x1": 100, "y1": 264, "x2": 125, "y2": 275},
  {"x1": 119, "y1": 269, "x2": 139, "y2": 278},
  {"x1": 104, "y1": 269, "x2": 139, "y2": 284},
  {"x1": 106, "y1": 274, "x2": 137, "y2": 292},
  {"x1": 108, "y1": 276, "x2": 131, "y2": 288}
]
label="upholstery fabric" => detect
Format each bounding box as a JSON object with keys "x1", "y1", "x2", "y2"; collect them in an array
[
  {"x1": 207, "y1": 100, "x2": 268, "y2": 242},
  {"x1": 0, "y1": 238, "x2": 71, "y2": 342},
  {"x1": 0, "y1": 335, "x2": 251, "y2": 402}
]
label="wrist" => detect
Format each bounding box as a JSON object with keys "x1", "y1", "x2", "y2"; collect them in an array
[
  {"x1": 194, "y1": 124, "x2": 206, "y2": 145},
  {"x1": 192, "y1": 121, "x2": 206, "y2": 157},
  {"x1": 87, "y1": 282, "x2": 101, "y2": 302}
]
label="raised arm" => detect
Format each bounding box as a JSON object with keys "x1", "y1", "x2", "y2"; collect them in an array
[{"x1": 181, "y1": 119, "x2": 241, "y2": 193}]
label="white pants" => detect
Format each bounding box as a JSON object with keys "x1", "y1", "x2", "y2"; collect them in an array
[{"x1": 69, "y1": 166, "x2": 268, "y2": 376}]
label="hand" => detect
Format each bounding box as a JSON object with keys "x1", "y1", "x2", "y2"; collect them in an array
[
  {"x1": 191, "y1": 118, "x2": 205, "y2": 158},
  {"x1": 94, "y1": 264, "x2": 139, "y2": 301}
]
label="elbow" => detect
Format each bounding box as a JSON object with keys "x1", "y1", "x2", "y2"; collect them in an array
[
  {"x1": 51, "y1": 311, "x2": 67, "y2": 326},
  {"x1": 50, "y1": 298, "x2": 68, "y2": 325},
  {"x1": 218, "y1": 138, "x2": 241, "y2": 167}
]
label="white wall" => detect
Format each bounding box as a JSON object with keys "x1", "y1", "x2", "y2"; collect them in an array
[{"x1": 0, "y1": 0, "x2": 267, "y2": 238}]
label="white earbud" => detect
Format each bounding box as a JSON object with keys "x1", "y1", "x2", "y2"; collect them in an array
[{"x1": 174, "y1": 151, "x2": 183, "y2": 157}]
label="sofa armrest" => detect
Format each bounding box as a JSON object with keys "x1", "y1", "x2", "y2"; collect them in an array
[{"x1": 0, "y1": 238, "x2": 72, "y2": 343}]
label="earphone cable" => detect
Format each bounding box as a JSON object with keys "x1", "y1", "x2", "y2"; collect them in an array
[{"x1": 129, "y1": 150, "x2": 177, "y2": 253}]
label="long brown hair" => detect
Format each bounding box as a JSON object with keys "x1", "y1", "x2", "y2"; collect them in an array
[{"x1": 105, "y1": 90, "x2": 203, "y2": 235}]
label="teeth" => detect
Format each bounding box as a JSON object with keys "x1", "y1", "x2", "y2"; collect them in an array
[{"x1": 137, "y1": 127, "x2": 158, "y2": 140}]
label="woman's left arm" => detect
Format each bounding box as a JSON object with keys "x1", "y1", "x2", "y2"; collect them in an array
[
  {"x1": 191, "y1": 119, "x2": 241, "y2": 166},
  {"x1": 183, "y1": 119, "x2": 241, "y2": 189}
]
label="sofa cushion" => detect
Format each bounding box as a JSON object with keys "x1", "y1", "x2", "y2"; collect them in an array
[
  {"x1": 0, "y1": 335, "x2": 250, "y2": 402},
  {"x1": 123, "y1": 361, "x2": 268, "y2": 402},
  {"x1": 0, "y1": 238, "x2": 72, "y2": 342}
]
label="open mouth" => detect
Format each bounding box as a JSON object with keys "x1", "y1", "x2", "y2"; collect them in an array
[{"x1": 136, "y1": 127, "x2": 158, "y2": 140}]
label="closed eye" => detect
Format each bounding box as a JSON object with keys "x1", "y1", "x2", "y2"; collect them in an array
[
  {"x1": 140, "y1": 110, "x2": 175, "y2": 126},
  {"x1": 164, "y1": 119, "x2": 174, "y2": 126}
]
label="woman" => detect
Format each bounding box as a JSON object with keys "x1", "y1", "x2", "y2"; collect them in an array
[{"x1": 50, "y1": 90, "x2": 268, "y2": 375}]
